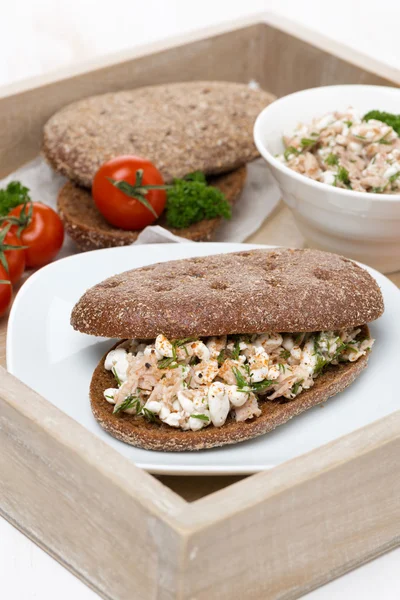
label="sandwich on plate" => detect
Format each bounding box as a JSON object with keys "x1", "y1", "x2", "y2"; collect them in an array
[
  {"x1": 43, "y1": 81, "x2": 274, "y2": 249},
  {"x1": 71, "y1": 248, "x2": 384, "y2": 451}
]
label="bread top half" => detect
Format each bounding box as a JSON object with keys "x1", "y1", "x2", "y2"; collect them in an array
[
  {"x1": 43, "y1": 81, "x2": 274, "y2": 188},
  {"x1": 71, "y1": 248, "x2": 384, "y2": 339}
]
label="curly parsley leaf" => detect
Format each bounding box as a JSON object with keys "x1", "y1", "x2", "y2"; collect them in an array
[
  {"x1": 363, "y1": 110, "x2": 400, "y2": 135},
  {"x1": 0, "y1": 181, "x2": 31, "y2": 217},
  {"x1": 165, "y1": 172, "x2": 232, "y2": 229}
]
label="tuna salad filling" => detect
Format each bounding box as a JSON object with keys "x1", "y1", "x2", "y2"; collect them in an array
[
  {"x1": 103, "y1": 329, "x2": 374, "y2": 431},
  {"x1": 278, "y1": 108, "x2": 400, "y2": 193}
]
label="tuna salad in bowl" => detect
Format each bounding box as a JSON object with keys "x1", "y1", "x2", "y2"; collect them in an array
[
  {"x1": 254, "y1": 85, "x2": 400, "y2": 273},
  {"x1": 279, "y1": 108, "x2": 400, "y2": 194}
]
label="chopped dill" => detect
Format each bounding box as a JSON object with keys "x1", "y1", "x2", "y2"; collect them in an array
[
  {"x1": 113, "y1": 395, "x2": 141, "y2": 414},
  {"x1": 283, "y1": 146, "x2": 299, "y2": 161},
  {"x1": 335, "y1": 166, "x2": 352, "y2": 189},
  {"x1": 217, "y1": 349, "x2": 226, "y2": 366},
  {"x1": 325, "y1": 153, "x2": 339, "y2": 167},
  {"x1": 190, "y1": 414, "x2": 210, "y2": 421},
  {"x1": 141, "y1": 407, "x2": 157, "y2": 422},
  {"x1": 231, "y1": 340, "x2": 242, "y2": 360},
  {"x1": 291, "y1": 379, "x2": 304, "y2": 395},
  {"x1": 301, "y1": 138, "x2": 316, "y2": 148},
  {"x1": 111, "y1": 367, "x2": 122, "y2": 387},
  {"x1": 314, "y1": 356, "x2": 328, "y2": 376},
  {"x1": 232, "y1": 366, "x2": 274, "y2": 394},
  {"x1": 232, "y1": 366, "x2": 248, "y2": 390}
]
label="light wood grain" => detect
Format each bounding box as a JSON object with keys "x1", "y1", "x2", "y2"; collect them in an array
[
  {"x1": 178, "y1": 412, "x2": 400, "y2": 599},
  {"x1": 0, "y1": 367, "x2": 187, "y2": 600},
  {"x1": 0, "y1": 13, "x2": 399, "y2": 600}
]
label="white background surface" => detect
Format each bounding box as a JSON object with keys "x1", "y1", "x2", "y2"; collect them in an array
[{"x1": 1, "y1": 0, "x2": 399, "y2": 598}]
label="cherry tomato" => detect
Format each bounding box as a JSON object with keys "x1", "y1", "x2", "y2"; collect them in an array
[
  {"x1": 0, "y1": 265, "x2": 12, "y2": 317},
  {"x1": 9, "y1": 203, "x2": 64, "y2": 268},
  {"x1": 92, "y1": 156, "x2": 167, "y2": 230},
  {"x1": 0, "y1": 226, "x2": 25, "y2": 284}
]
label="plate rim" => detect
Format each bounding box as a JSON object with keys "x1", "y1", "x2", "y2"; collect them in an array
[{"x1": 7, "y1": 242, "x2": 400, "y2": 475}]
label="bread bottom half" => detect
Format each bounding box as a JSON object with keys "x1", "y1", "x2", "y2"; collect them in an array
[
  {"x1": 58, "y1": 166, "x2": 246, "y2": 251},
  {"x1": 89, "y1": 325, "x2": 370, "y2": 452}
]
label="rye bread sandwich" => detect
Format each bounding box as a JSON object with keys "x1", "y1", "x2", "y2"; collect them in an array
[
  {"x1": 71, "y1": 248, "x2": 384, "y2": 451},
  {"x1": 42, "y1": 81, "x2": 274, "y2": 250}
]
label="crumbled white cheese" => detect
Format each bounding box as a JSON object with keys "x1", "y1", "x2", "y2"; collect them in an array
[
  {"x1": 103, "y1": 329, "x2": 374, "y2": 431},
  {"x1": 278, "y1": 107, "x2": 400, "y2": 193}
]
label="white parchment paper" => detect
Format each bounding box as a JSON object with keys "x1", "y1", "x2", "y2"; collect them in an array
[{"x1": 0, "y1": 157, "x2": 279, "y2": 254}]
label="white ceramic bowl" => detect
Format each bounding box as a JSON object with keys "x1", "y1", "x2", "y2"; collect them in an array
[{"x1": 254, "y1": 85, "x2": 400, "y2": 273}]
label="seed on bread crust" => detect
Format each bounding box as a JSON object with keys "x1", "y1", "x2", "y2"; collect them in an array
[
  {"x1": 71, "y1": 248, "x2": 384, "y2": 339},
  {"x1": 57, "y1": 166, "x2": 246, "y2": 251},
  {"x1": 42, "y1": 81, "x2": 274, "y2": 188}
]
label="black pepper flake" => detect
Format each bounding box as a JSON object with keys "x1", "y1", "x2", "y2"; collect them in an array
[
  {"x1": 145, "y1": 362, "x2": 151, "y2": 369},
  {"x1": 198, "y1": 373, "x2": 203, "y2": 378}
]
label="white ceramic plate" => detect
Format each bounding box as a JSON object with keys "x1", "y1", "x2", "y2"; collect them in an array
[{"x1": 7, "y1": 243, "x2": 400, "y2": 475}]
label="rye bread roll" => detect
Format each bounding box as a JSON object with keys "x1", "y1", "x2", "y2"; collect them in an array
[
  {"x1": 90, "y1": 333, "x2": 370, "y2": 452},
  {"x1": 71, "y1": 248, "x2": 384, "y2": 339},
  {"x1": 43, "y1": 81, "x2": 274, "y2": 188},
  {"x1": 57, "y1": 166, "x2": 246, "y2": 251}
]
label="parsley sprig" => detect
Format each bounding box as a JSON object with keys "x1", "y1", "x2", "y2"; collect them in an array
[
  {"x1": 108, "y1": 169, "x2": 232, "y2": 230},
  {"x1": 165, "y1": 172, "x2": 232, "y2": 229},
  {"x1": 0, "y1": 181, "x2": 31, "y2": 217},
  {"x1": 363, "y1": 110, "x2": 400, "y2": 135}
]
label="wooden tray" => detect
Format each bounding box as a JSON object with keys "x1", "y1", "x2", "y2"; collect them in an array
[{"x1": 0, "y1": 13, "x2": 399, "y2": 600}]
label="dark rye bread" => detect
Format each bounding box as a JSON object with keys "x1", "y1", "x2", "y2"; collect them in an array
[
  {"x1": 57, "y1": 166, "x2": 246, "y2": 251},
  {"x1": 43, "y1": 81, "x2": 274, "y2": 188},
  {"x1": 90, "y1": 331, "x2": 370, "y2": 451},
  {"x1": 71, "y1": 248, "x2": 384, "y2": 339}
]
